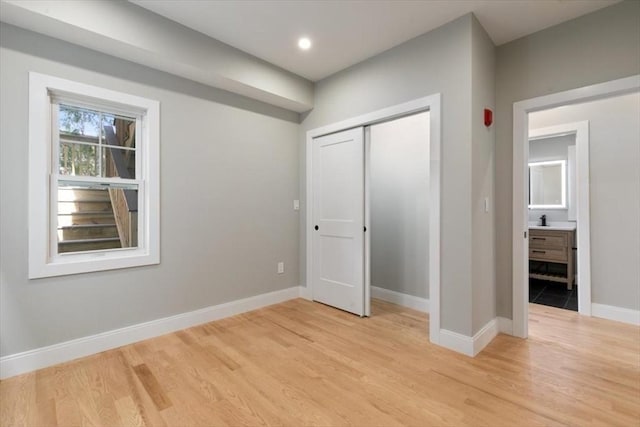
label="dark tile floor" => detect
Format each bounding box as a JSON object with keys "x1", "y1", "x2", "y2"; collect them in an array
[{"x1": 529, "y1": 279, "x2": 578, "y2": 311}]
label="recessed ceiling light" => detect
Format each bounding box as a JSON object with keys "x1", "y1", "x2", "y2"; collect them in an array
[{"x1": 298, "y1": 37, "x2": 312, "y2": 50}]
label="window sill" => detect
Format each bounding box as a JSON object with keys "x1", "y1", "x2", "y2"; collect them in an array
[{"x1": 29, "y1": 247, "x2": 159, "y2": 279}]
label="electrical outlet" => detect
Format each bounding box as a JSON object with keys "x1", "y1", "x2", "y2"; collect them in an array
[{"x1": 277, "y1": 262, "x2": 284, "y2": 274}]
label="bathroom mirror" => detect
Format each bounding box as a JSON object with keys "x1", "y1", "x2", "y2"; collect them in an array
[{"x1": 529, "y1": 160, "x2": 566, "y2": 208}]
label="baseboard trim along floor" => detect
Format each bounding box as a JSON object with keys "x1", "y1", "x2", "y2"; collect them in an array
[
  {"x1": 0, "y1": 286, "x2": 302, "y2": 380},
  {"x1": 10, "y1": 285, "x2": 611, "y2": 379},
  {"x1": 371, "y1": 286, "x2": 430, "y2": 312},
  {"x1": 591, "y1": 303, "x2": 640, "y2": 326},
  {"x1": 370, "y1": 287, "x2": 513, "y2": 356}
]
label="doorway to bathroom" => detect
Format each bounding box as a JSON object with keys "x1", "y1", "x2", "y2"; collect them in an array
[
  {"x1": 512, "y1": 75, "x2": 640, "y2": 338},
  {"x1": 526, "y1": 121, "x2": 585, "y2": 312}
]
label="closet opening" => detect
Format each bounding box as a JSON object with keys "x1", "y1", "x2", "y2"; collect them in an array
[
  {"x1": 366, "y1": 112, "x2": 430, "y2": 318},
  {"x1": 305, "y1": 94, "x2": 442, "y2": 343}
]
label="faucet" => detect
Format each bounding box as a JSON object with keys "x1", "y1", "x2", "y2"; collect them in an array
[{"x1": 540, "y1": 214, "x2": 547, "y2": 227}]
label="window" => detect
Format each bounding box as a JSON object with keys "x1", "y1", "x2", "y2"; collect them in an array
[{"x1": 29, "y1": 73, "x2": 159, "y2": 278}]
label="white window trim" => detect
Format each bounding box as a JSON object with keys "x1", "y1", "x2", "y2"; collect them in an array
[{"x1": 28, "y1": 72, "x2": 160, "y2": 278}]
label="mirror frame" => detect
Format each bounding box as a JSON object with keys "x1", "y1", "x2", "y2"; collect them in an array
[{"x1": 528, "y1": 159, "x2": 567, "y2": 209}]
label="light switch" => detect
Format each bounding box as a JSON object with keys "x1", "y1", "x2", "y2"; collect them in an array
[
  {"x1": 293, "y1": 200, "x2": 300, "y2": 211},
  {"x1": 484, "y1": 197, "x2": 490, "y2": 213}
]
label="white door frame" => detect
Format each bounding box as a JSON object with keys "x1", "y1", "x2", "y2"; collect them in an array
[
  {"x1": 305, "y1": 94, "x2": 442, "y2": 343},
  {"x1": 529, "y1": 121, "x2": 591, "y2": 315},
  {"x1": 512, "y1": 75, "x2": 640, "y2": 338}
]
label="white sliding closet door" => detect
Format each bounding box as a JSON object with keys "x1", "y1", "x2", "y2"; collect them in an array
[{"x1": 311, "y1": 127, "x2": 365, "y2": 316}]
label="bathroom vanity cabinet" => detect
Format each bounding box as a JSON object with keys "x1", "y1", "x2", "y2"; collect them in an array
[{"x1": 529, "y1": 227, "x2": 575, "y2": 290}]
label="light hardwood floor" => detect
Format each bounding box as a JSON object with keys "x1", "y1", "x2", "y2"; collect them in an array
[{"x1": 1, "y1": 299, "x2": 639, "y2": 426}]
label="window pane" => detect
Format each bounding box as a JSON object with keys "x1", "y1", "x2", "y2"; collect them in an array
[
  {"x1": 103, "y1": 115, "x2": 136, "y2": 150},
  {"x1": 57, "y1": 181, "x2": 139, "y2": 254},
  {"x1": 102, "y1": 113, "x2": 136, "y2": 179},
  {"x1": 59, "y1": 142, "x2": 98, "y2": 176},
  {"x1": 59, "y1": 105, "x2": 101, "y2": 137},
  {"x1": 102, "y1": 147, "x2": 136, "y2": 179}
]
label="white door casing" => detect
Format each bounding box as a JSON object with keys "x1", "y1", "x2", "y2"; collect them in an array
[{"x1": 311, "y1": 128, "x2": 365, "y2": 316}]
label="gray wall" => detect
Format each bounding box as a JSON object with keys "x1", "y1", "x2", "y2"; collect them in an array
[
  {"x1": 0, "y1": 24, "x2": 300, "y2": 357},
  {"x1": 529, "y1": 93, "x2": 640, "y2": 310},
  {"x1": 495, "y1": 0, "x2": 640, "y2": 318},
  {"x1": 299, "y1": 14, "x2": 496, "y2": 336},
  {"x1": 470, "y1": 17, "x2": 496, "y2": 334},
  {"x1": 528, "y1": 134, "x2": 575, "y2": 223},
  {"x1": 370, "y1": 112, "x2": 429, "y2": 299}
]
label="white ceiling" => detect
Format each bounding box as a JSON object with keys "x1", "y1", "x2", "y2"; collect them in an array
[{"x1": 131, "y1": 0, "x2": 619, "y2": 82}]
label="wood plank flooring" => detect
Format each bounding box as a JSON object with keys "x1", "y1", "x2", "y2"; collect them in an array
[{"x1": 1, "y1": 299, "x2": 639, "y2": 426}]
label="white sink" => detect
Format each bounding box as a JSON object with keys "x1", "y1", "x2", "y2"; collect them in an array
[{"x1": 528, "y1": 221, "x2": 576, "y2": 231}]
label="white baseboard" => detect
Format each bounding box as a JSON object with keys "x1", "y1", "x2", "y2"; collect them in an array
[
  {"x1": 439, "y1": 329, "x2": 473, "y2": 356},
  {"x1": 439, "y1": 318, "x2": 499, "y2": 357},
  {"x1": 591, "y1": 303, "x2": 640, "y2": 326},
  {"x1": 367, "y1": 288, "x2": 499, "y2": 357},
  {"x1": 473, "y1": 318, "x2": 500, "y2": 357},
  {"x1": 472, "y1": 318, "x2": 499, "y2": 355},
  {"x1": 371, "y1": 286, "x2": 429, "y2": 312},
  {"x1": 299, "y1": 285, "x2": 312, "y2": 301},
  {"x1": 497, "y1": 317, "x2": 513, "y2": 335},
  {"x1": 0, "y1": 286, "x2": 302, "y2": 380}
]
